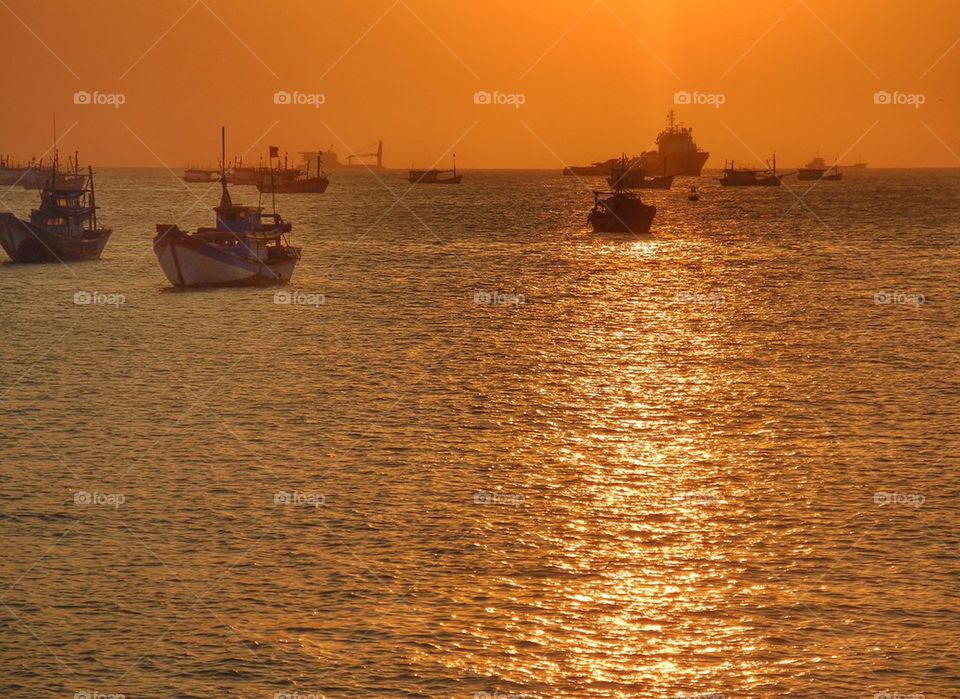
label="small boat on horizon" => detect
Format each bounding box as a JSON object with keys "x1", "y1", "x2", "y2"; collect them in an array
[
  {"x1": 154, "y1": 128, "x2": 301, "y2": 288},
  {"x1": 719, "y1": 155, "x2": 784, "y2": 187},
  {"x1": 0, "y1": 153, "x2": 111, "y2": 263},
  {"x1": 183, "y1": 167, "x2": 220, "y2": 183},
  {"x1": 409, "y1": 155, "x2": 462, "y2": 184},
  {"x1": 798, "y1": 155, "x2": 842, "y2": 181},
  {"x1": 256, "y1": 152, "x2": 328, "y2": 194},
  {"x1": 587, "y1": 158, "x2": 656, "y2": 235}
]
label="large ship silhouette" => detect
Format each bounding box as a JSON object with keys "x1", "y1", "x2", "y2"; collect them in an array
[{"x1": 565, "y1": 110, "x2": 709, "y2": 178}]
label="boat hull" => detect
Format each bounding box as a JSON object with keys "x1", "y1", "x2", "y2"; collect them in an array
[
  {"x1": 408, "y1": 172, "x2": 462, "y2": 184},
  {"x1": 153, "y1": 227, "x2": 299, "y2": 288},
  {"x1": 639, "y1": 150, "x2": 710, "y2": 177},
  {"x1": 256, "y1": 177, "x2": 329, "y2": 193},
  {"x1": 588, "y1": 204, "x2": 656, "y2": 235},
  {"x1": 608, "y1": 173, "x2": 674, "y2": 190},
  {"x1": 719, "y1": 176, "x2": 782, "y2": 187},
  {"x1": 0, "y1": 213, "x2": 111, "y2": 263}
]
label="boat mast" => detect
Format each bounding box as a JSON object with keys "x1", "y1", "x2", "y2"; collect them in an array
[
  {"x1": 219, "y1": 126, "x2": 232, "y2": 208},
  {"x1": 88, "y1": 165, "x2": 97, "y2": 231}
]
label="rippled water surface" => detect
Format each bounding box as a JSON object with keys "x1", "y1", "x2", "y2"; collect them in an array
[{"x1": 1, "y1": 169, "x2": 959, "y2": 697}]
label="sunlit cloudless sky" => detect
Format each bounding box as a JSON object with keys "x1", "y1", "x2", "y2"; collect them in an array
[{"x1": 1, "y1": 0, "x2": 957, "y2": 168}]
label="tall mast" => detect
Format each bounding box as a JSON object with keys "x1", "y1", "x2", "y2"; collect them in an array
[{"x1": 219, "y1": 126, "x2": 231, "y2": 208}]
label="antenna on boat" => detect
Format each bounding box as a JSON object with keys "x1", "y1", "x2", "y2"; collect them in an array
[{"x1": 453, "y1": 152, "x2": 456, "y2": 176}]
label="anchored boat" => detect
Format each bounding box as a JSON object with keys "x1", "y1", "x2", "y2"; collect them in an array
[
  {"x1": 606, "y1": 155, "x2": 674, "y2": 190},
  {"x1": 257, "y1": 152, "x2": 328, "y2": 194},
  {"x1": 409, "y1": 155, "x2": 461, "y2": 184},
  {"x1": 154, "y1": 128, "x2": 301, "y2": 288},
  {"x1": 587, "y1": 159, "x2": 656, "y2": 235},
  {"x1": 719, "y1": 155, "x2": 784, "y2": 187},
  {"x1": 0, "y1": 155, "x2": 111, "y2": 263}
]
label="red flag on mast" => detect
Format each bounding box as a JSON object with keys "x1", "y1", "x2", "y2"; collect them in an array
[{"x1": 269, "y1": 146, "x2": 279, "y2": 158}]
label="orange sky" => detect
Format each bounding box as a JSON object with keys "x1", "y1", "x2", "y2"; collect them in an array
[{"x1": 1, "y1": 0, "x2": 958, "y2": 169}]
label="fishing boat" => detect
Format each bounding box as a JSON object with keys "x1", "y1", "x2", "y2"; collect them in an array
[
  {"x1": 409, "y1": 155, "x2": 461, "y2": 184},
  {"x1": 0, "y1": 155, "x2": 111, "y2": 263},
  {"x1": 183, "y1": 167, "x2": 219, "y2": 183},
  {"x1": 20, "y1": 152, "x2": 85, "y2": 191},
  {"x1": 606, "y1": 155, "x2": 674, "y2": 190},
  {"x1": 0, "y1": 155, "x2": 29, "y2": 186},
  {"x1": 154, "y1": 128, "x2": 300, "y2": 288},
  {"x1": 256, "y1": 153, "x2": 328, "y2": 194},
  {"x1": 587, "y1": 159, "x2": 656, "y2": 235},
  {"x1": 688, "y1": 185, "x2": 700, "y2": 201},
  {"x1": 719, "y1": 155, "x2": 784, "y2": 187},
  {"x1": 227, "y1": 156, "x2": 263, "y2": 186}
]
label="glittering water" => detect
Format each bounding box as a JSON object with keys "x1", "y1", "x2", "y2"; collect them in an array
[{"x1": 1, "y1": 168, "x2": 958, "y2": 697}]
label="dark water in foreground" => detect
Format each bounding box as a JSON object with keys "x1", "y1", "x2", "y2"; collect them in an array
[{"x1": 1, "y1": 169, "x2": 959, "y2": 697}]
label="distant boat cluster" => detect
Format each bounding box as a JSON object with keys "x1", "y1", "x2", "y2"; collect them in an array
[
  {"x1": 0, "y1": 111, "x2": 872, "y2": 278},
  {"x1": 566, "y1": 110, "x2": 866, "y2": 235},
  {"x1": 0, "y1": 128, "x2": 468, "y2": 288}
]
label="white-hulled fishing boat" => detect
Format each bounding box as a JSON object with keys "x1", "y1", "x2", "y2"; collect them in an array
[{"x1": 154, "y1": 128, "x2": 301, "y2": 288}]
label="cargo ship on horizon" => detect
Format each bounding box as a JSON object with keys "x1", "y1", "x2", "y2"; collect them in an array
[{"x1": 564, "y1": 110, "x2": 709, "y2": 178}]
